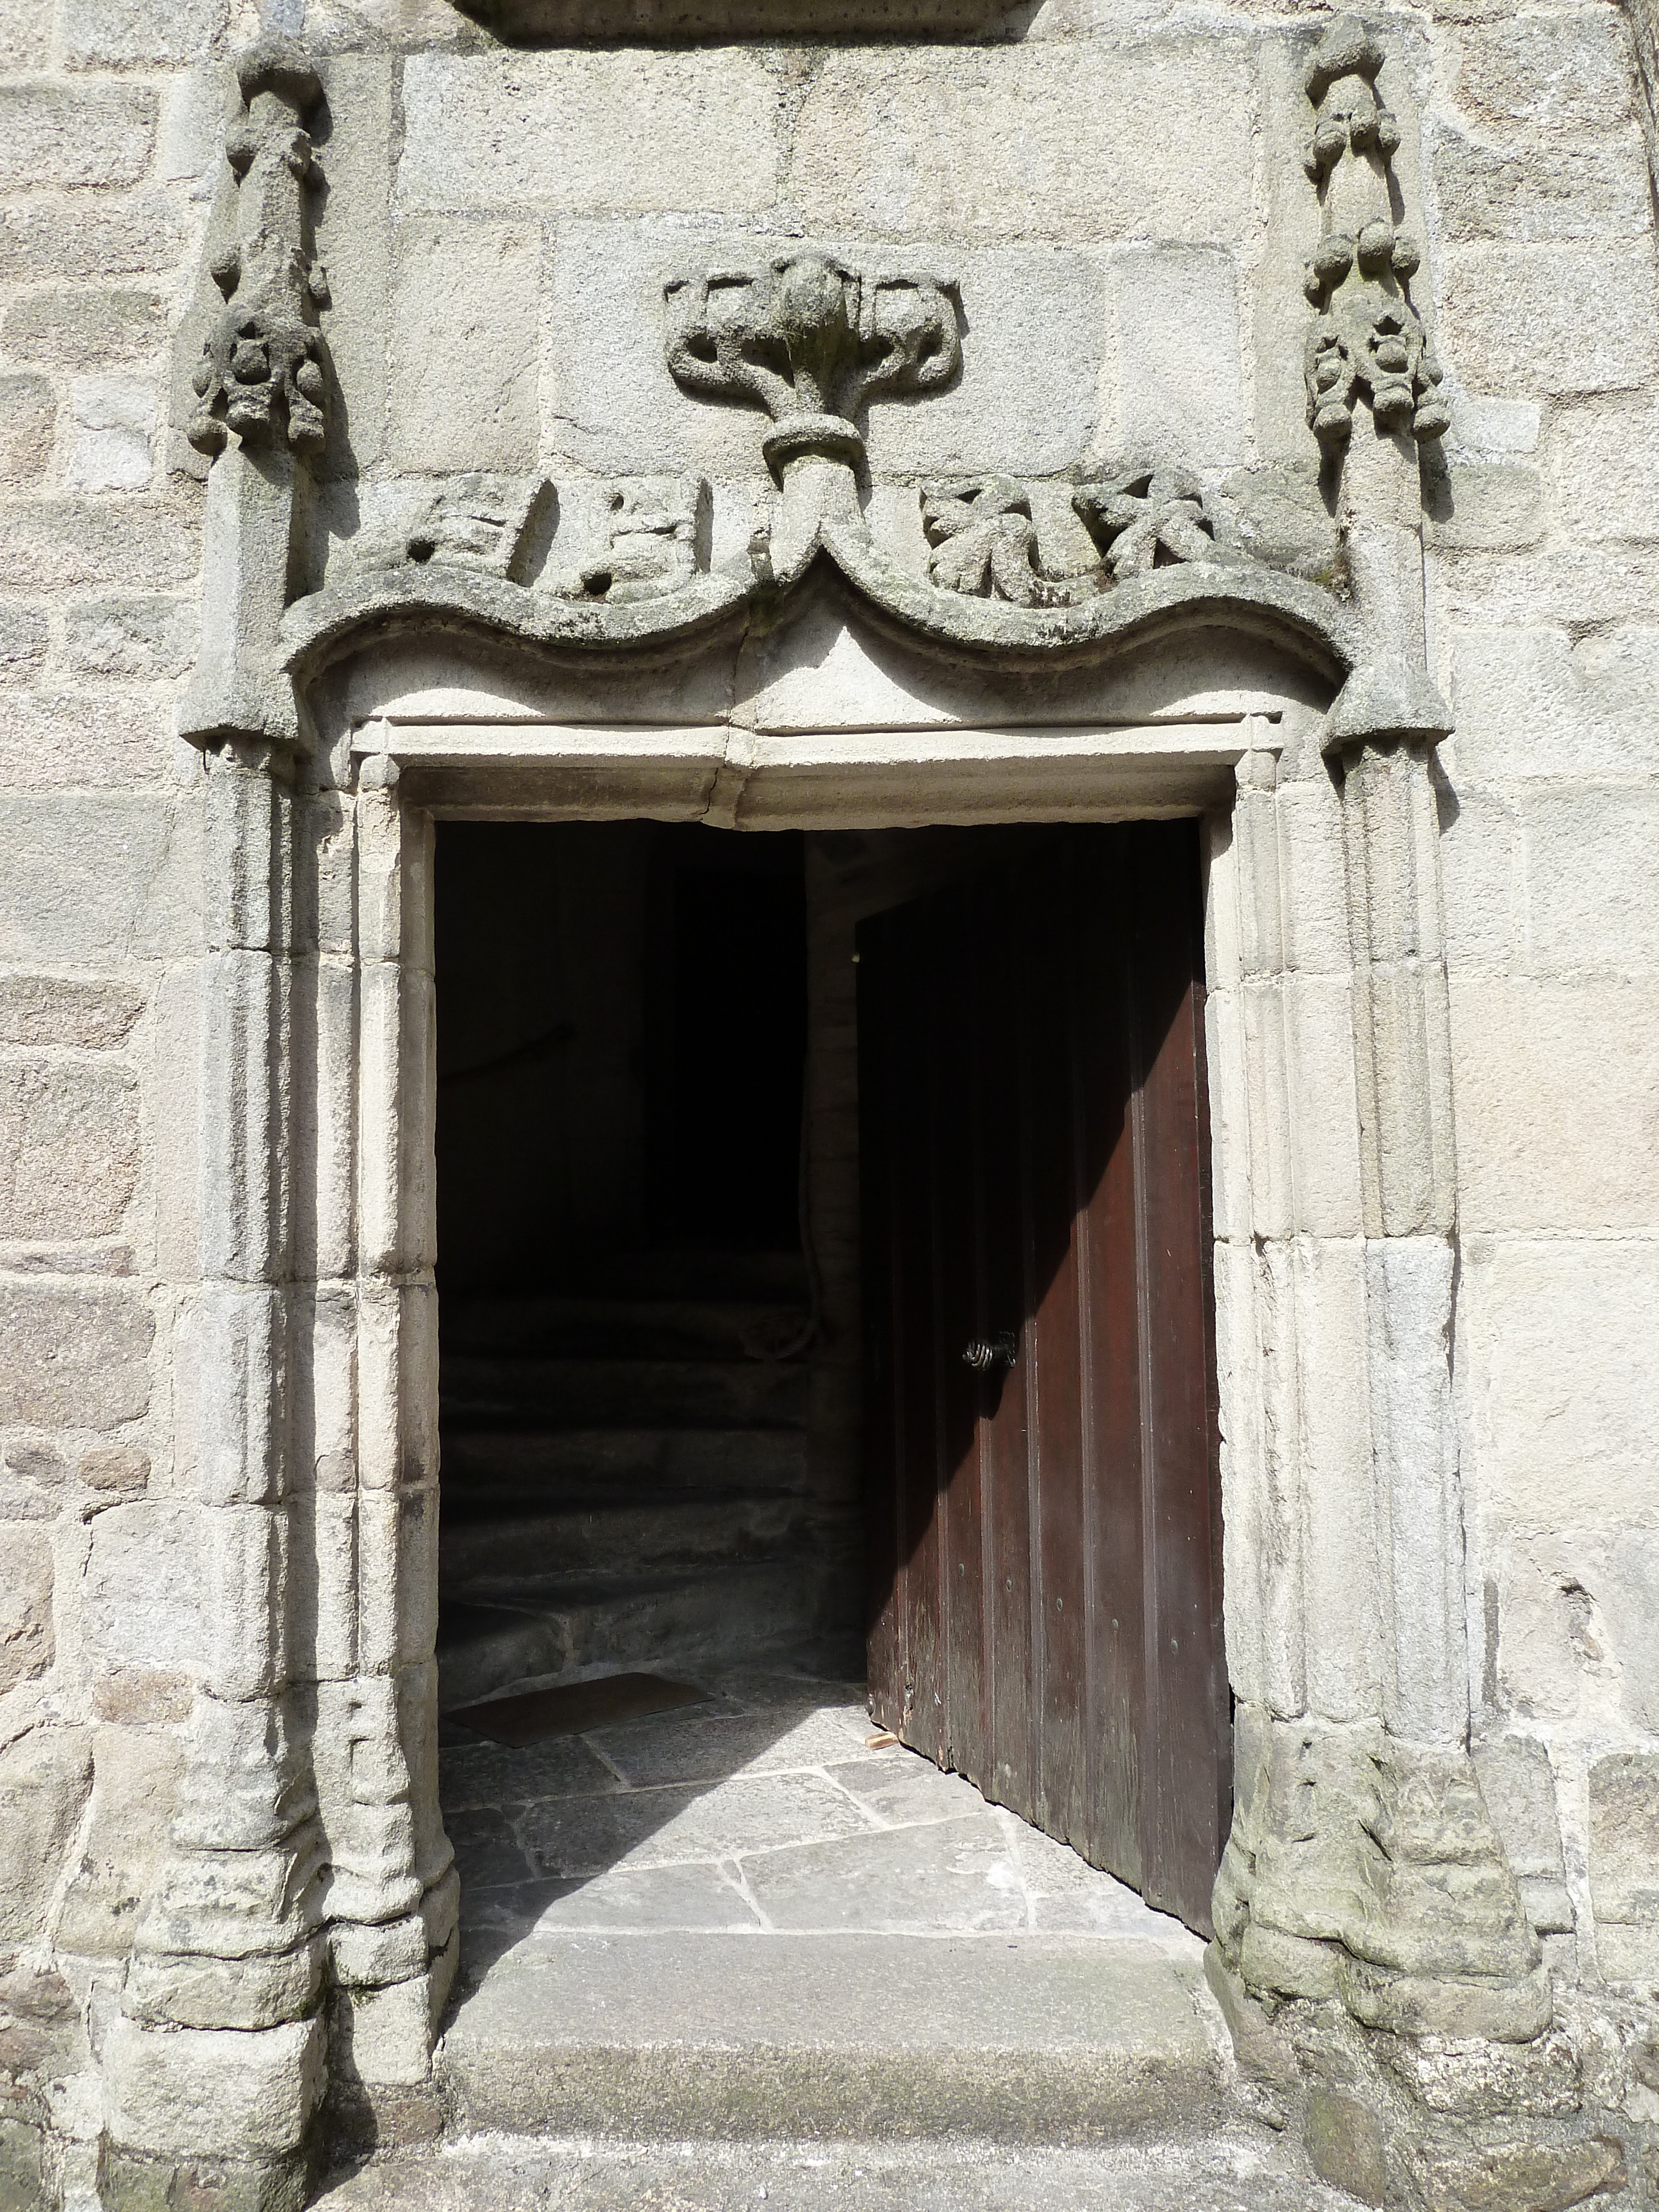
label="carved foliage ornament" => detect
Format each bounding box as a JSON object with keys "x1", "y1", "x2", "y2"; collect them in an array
[
  {"x1": 665, "y1": 252, "x2": 961, "y2": 471},
  {"x1": 189, "y1": 38, "x2": 331, "y2": 461},
  {"x1": 922, "y1": 466, "x2": 1230, "y2": 608},
  {"x1": 1301, "y1": 17, "x2": 1447, "y2": 452}
]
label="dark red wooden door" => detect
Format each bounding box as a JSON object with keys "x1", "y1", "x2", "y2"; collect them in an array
[{"x1": 857, "y1": 822, "x2": 1227, "y2": 1934}]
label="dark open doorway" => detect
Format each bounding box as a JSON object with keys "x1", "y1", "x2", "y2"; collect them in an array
[{"x1": 432, "y1": 818, "x2": 1225, "y2": 1937}]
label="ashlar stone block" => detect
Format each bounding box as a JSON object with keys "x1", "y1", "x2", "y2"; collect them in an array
[
  {"x1": 790, "y1": 43, "x2": 1256, "y2": 248},
  {"x1": 59, "y1": 0, "x2": 229, "y2": 70},
  {"x1": 389, "y1": 220, "x2": 540, "y2": 474},
  {"x1": 53, "y1": 1723, "x2": 184, "y2": 1960},
  {"x1": 397, "y1": 50, "x2": 780, "y2": 217},
  {"x1": 1439, "y1": 244, "x2": 1659, "y2": 398},
  {"x1": 0, "y1": 374, "x2": 54, "y2": 488},
  {"x1": 0, "y1": 1281, "x2": 152, "y2": 1428},
  {"x1": 0, "y1": 1057, "x2": 141, "y2": 1240},
  {"x1": 1551, "y1": 393, "x2": 1659, "y2": 544},
  {"x1": 0, "y1": 1522, "x2": 54, "y2": 1695},
  {"x1": 1449, "y1": 13, "x2": 1637, "y2": 144},
  {"x1": 0, "y1": 84, "x2": 158, "y2": 192},
  {"x1": 64, "y1": 592, "x2": 197, "y2": 680},
  {"x1": 1433, "y1": 130, "x2": 1653, "y2": 244},
  {"x1": 0, "y1": 192, "x2": 192, "y2": 285},
  {"x1": 1589, "y1": 1753, "x2": 1659, "y2": 1979},
  {"x1": 1449, "y1": 977, "x2": 1659, "y2": 1231},
  {"x1": 1525, "y1": 789, "x2": 1659, "y2": 975},
  {"x1": 0, "y1": 1728, "x2": 92, "y2": 1944}
]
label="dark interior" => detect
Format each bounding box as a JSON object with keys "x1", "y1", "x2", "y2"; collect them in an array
[{"x1": 432, "y1": 821, "x2": 848, "y2": 1710}]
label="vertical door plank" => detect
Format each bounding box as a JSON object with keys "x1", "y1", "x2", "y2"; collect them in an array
[
  {"x1": 1068, "y1": 827, "x2": 1148, "y2": 1888},
  {"x1": 1127, "y1": 823, "x2": 1227, "y2": 1933}
]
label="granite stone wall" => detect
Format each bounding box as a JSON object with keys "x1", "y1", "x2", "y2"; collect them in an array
[{"x1": 1, "y1": 0, "x2": 1657, "y2": 2201}]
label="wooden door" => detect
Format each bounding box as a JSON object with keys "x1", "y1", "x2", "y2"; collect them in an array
[{"x1": 857, "y1": 822, "x2": 1227, "y2": 1934}]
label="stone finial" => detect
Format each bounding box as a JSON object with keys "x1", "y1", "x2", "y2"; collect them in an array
[
  {"x1": 1300, "y1": 15, "x2": 1447, "y2": 453},
  {"x1": 188, "y1": 35, "x2": 330, "y2": 460},
  {"x1": 665, "y1": 251, "x2": 961, "y2": 473}
]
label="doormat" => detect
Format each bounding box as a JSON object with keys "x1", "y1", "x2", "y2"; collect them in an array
[{"x1": 449, "y1": 1672, "x2": 709, "y2": 1747}]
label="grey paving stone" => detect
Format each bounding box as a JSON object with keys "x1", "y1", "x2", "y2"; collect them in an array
[
  {"x1": 742, "y1": 1813, "x2": 1025, "y2": 1934},
  {"x1": 446, "y1": 1807, "x2": 538, "y2": 1890},
  {"x1": 1001, "y1": 1812, "x2": 1200, "y2": 1951},
  {"x1": 505, "y1": 1859, "x2": 762, "y2": 1936},
  {"x1": 586, "y1": 1703, "x2": 877, "y2": 1788},
  {"x1": 515, "y1": 1770, "x2": 874, "y2": 1878},
  {"x1": 821, "y1": 1749, "x2": 989, "y2": 1829},
  {"x1": 439, "y1": 1733, "x2": 620, "y2": 1812}
]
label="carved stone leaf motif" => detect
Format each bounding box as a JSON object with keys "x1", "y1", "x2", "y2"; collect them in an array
[
  {"x1": 187, "y1": 41, "x2": 331, "y2": 460},
  {"x1": 665, "y1": 251, "x2": 961, "y2": 468},
  {"x1": 1300, "y1": 15, "x2": 1448, "y2": 452},
  {"x1": 922, "y1": 478, "x2": 1063, "y2": 607},
  {"x1": 1073, "y1": 467, "x2": 1220, "y2": 578}
]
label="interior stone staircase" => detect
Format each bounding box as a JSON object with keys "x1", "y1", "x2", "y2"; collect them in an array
[{"x1": 435, "y1": 1252, "x2": 846, "y2": 1710}]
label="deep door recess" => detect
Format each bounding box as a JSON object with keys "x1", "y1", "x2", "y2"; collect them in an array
[{"x1": 857, "y1": 821, "x2": 1227, "y2": 1934}]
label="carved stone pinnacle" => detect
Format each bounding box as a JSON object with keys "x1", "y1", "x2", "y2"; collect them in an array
[
  {"x1": 188, "y1": 35, "x2": 331, "y2": 463},
  {"x1": 1300, "y1": 14, "x2": 1448, "y2": 453},
  {"x1": 665, "y1": 250, "x2": 961, "y2": 474}
]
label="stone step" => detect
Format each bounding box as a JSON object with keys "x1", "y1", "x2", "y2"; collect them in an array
[
  {"x1": 315, "y1": 2129, "x2": 1345, "y2": 2210},
  {"x1": 436, "y1": 1557, "x2": 836, "y2": 1710},
  {"x1": 443, "y1": 1295, "x2": 812, "y2": 1363},
  {"x1": 435, "y1": 1931, "x2": 1223, "y2": 2147},
  {"x1": 439, "y1": 1489, "x2": 811, "y2": 1586},
  {"x1": 441, "y1": 1357, "x2": 808, "y2": 1432},
  {"x1": 439, "y1": 1426, "x2": 810, "y2": 1505}
]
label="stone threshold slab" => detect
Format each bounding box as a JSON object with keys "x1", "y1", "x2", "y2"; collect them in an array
[{"x1": 437, "y1": 1931, "x2": 1220, "y2": 2145}]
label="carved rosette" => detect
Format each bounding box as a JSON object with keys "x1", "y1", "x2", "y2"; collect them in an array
[
  {"x1": 1301, "y1": 17, "x2": 1448, "y2": 452},
  {"x1": 665, "y1": 251, "x2": 961, "y2": 472},
  {"x1": 189, "y1": 38, "x2": 331, "y2": 460},
  {"x1": 922, "y1": 478, "x2": 1062, "y2": 607}
]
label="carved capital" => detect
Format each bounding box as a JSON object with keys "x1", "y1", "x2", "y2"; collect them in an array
[
  {"x1": 665, "y1": 250, "x2": 961, "y2": 473},
  {"x1": 189, "y1": 35, "x2": 330, "y2": 462},
  {"x1": 1300, "y1": 16, "x2": 1448, "y2": 455}
]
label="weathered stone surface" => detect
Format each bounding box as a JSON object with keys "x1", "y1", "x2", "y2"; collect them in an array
[
  {"x1": 0, "y1": 1729, "x2": 92, "y2": 1943},
  {"x1": 1472, "y1": 1736, "x2": 1573, "y2": 1938},
  {"x1": 790, "y1": 44, "x2": 1255, "y2": 246},
  {"x1": 1433, "y1": 132, "x2": 1653, "y2": 244},
  {"x1": 54, "y1": 1724, "x2": 184, "y2": 1959},
  {"x1": 1450, "y1": 13, "x2": 1637, "y2": 142},
  {"x1": 0, "y1": 1058, "x2": 141, "y2": 1240},
  {"x1": 103, "y1": 2013, "x2": 327, "y2": 2161},
  {"x1": 1113, "y1": 248, "x2": 1244, "y2": 468},
  {"x1": 1526, "y1": 790, "x2": 1659, "y2": 975},
  {"x1": 1, "y1": 289, "x2": 168, "y2": 372},
  {"x1": 0, "y1": 1524, "x2": 53, "y2": 1695},
  {"x1": 1551, "y1": 394, "x2": 1659, "y2": 542},
  {"x1": 0, "y1": 374, "x2": 54, "y2": 489},
  {"x1": 1449, "y1": 979, "x2": 1659, "y2": 1231},
  {"x1": 65, "y1": 375, "x2": 157, "y2": 494},
  {"x1": 60, "y1": 0, "x2": 229, "y2": 69},
  {"x1": 1458, "y1": 1238, "x2": 1659, "y2": 1530},
  {"x1": 1439, "y1": 245, "x2": 1659, "y2": 396},
  {"x1": 398, "y1": 51, "x2": 780, "y2": 215},
  {"x1": 0, "y1": 84, "x2": 158, "y2": 191},
  {"x1": 0, "y1": 794, "x2": 198, "y2": 964},
  {"x1": 63, "y1": 592, "x2": 196, "y2": 680},
  {"x1": 1305, "y1": 2088, "x2": 1384, "y2": 2205},
  {"x1": 1424, "y1": 462, "x2": 1542, "y2": 551},
  {"x1": 0, "y1": 1282, "x2": 152, "y2": 1428},
  {"x1": 0, "y1": 606, "x2": 47, "y2": 681},
  {"x1": 1404, "y1": 2132, "x2": 1625, "y2": 2212},
  {"x1": 0, "y1": 975, "x2": 144, "y2": 1050},
  {"x1": 80, "y1": 1443, "x2": 150, "y2": 1496},
  {"x1": 0, "y1": 194, "x2": 192, "y2": 285},
  {"x1": 0, "y1": 499, "x2": 197, "y2": 592},
  {"x1": 1589, "y1": 1754, "x2": 1659, "y2": 1932},
  {"x1": 389, "y1": 220, "x2": 540, "y2": 474},
  {"x1": 81, "y1": 1503, "x2": 204, "y2": 1674}
]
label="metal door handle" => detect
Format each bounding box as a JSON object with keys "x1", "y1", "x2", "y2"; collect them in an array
[{"x1": 963, "y1": 1332, "x2": 1018, "y2": 1373}]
